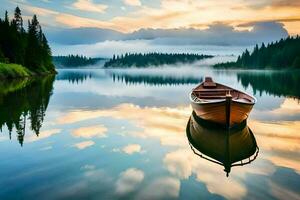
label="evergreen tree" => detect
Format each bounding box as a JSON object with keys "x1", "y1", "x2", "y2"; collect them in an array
[
  {"x1": 0, "y1": 8, "x2": 55, "y2": 73},
  {"x1": 25, "y1": 15, "x2": 44, "y2": 70},
  {"x1": 214, "y1": 36, "x2": 300, "y2": 69},
  {"x1": 4, "y1": 11, "x2": 9, "y2": 25},
  {"x1": 12, "y1": 6, "x2": 23, "y2": 32}
]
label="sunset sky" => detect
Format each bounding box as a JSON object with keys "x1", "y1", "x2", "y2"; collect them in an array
[{"x1": 1, "y1": 0, "x2": 300, "y2": 35}]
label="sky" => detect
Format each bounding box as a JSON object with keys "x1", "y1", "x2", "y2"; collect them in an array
[
  {"x1": 1, "y1": 0, "x2": 299, "y2": 56},
  {"x1": 1, "y1": 0, "x2": 300, "y2": 35}
]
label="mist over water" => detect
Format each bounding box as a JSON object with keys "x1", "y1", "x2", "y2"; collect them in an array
[{"x1": 51, "y1": 40, "x2": 252, "y2": 58}]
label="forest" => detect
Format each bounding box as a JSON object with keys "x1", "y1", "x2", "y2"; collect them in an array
[
  {"x1": 0, "y1": 7, "x2": 55, "y2": 78},
  {"x1": 104, "y1": 53, "x2": 213, "y2": 68},
  {"x1": 214, "y1": 36, "x2": 300, "y2": 69},
  {"x1": 52, "y1": 55, "x2": 104, "y2": 67}
]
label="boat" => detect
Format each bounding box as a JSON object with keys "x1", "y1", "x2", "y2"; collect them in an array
[
  {"x1": 190, "y1": 77, "x2": 256, "y2": 129},
  {"x1": 187, "y1": 112, "x2": 259, "y2": 176}
]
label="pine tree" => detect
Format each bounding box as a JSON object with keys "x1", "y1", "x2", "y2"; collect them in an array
[
  {"x1": 4, "y1": 11, "x2": 9, "y2": 25},
  {"x1": 25, "y1": 15, "x2": 41, "y2": 70},
  {"x1": 13, "y1": 6, "x2": 23, "y2": 32}
]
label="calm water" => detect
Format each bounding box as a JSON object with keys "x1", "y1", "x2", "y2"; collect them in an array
[{"x1": 0, "y1": 60, "x2": 300, "y2": 199}]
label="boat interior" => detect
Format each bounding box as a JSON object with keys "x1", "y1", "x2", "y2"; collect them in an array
[{"x1": 192, "y1": 77, "x2": 255, "y2": 103}]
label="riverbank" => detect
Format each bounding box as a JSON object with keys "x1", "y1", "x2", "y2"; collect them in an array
[{"x1": 0, "y1": 63, "x2": 56, "y2": 79}]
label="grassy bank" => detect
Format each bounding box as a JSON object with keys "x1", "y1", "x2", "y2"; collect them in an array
[{"x1": 0, "y1": 63, "x2": 56, "y2": 79}]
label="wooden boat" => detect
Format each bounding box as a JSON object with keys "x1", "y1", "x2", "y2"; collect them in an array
[
  {"x1": 187, "y1": 112, "x2": 259, "y2": 176},
  {"x1": 190, "y1": 77, "x2": 256, "y2": 129}
]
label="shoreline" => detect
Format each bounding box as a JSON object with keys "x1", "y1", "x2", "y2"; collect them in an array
[{"x1": 0, "y1": 63, "x2": 57, "y2": 80}]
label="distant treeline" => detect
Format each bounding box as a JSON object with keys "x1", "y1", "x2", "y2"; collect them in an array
[
  {"x1": 104, "y1": 53, "x2": 213, "y2": 68},
  {"x1": 0, "y1": 7, "x2": 54, "y2": 72},
  {"x1": 52, "y1": 55, "x2": 104, "y2": 67},
  {"x1": 214, "y1": 36, "x2": 300, "y2": 69}
]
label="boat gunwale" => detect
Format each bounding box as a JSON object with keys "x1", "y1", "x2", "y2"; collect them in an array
[{"x1": 189, "y1": 82, "x2": 257, "y2": 105}]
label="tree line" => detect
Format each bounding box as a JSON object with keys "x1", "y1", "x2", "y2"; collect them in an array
[
  {"x1": 214, "y1": 36, "x2": 300, "y2": 69},
  {"x1": 52, "y1": 55, "x2": 103, "y2": 67},
  {"x1": 0, "y1": 7, "x2": 54, "y2": 72},
  {"x1": 104, "y1": 53, "x2": 213, "y2": 68}
]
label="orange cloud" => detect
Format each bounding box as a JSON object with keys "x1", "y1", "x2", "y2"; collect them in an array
[
  {"x1": 122, "y1": 144, "x2": 142, "y2": 154},
  {"x1": 73, "y1": 140, "x2": 95, "y2": 149},
  {"x1": 72, "y1": 0, "x2": 108, "y2": 13},
  {"x1": 57, "y1": 103, "x2": 191, "y2": 147},
  {"x1": 26, "y1": 129, "x2": 61, "y2": 142},
  {"x1": 72, "y1": 125, "x2": 107, "y2": 138},
  {"x1": 123, "y1": 0, "x2": 141, "y2": 7},
  {"x1": 20, "y1": 1, "x2": 300, "y2": 34}
]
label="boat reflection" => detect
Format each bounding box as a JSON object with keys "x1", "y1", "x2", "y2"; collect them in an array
[{"x1": 187, "y1": 111, "x2": 259, "y2": 176}]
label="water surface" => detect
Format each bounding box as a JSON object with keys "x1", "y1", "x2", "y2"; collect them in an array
[{"x1": 0, "y1": 61, "x2": 300, "y2": 199}]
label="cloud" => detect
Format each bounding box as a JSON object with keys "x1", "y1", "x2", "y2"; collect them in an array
[
  {"x1": 72, "y1": 125, "x2": 107, "y2": 138},
  {"x1": 22, "y1": 4, "x2": 59, "y2": 16},
  {"x1": 72, "y1": 0, "x2": 108, "y2": 13},
  {"x1": 39, "y1": 146, "x2": 53, "y2": 151},
  {"x1": 47, "y1": 22, "x2": 288, "y2": 46},
  {"x1": 270, "y1": 98, "x2": 300, "y2": 115},
  {"x1": 249, "y1": 119, "x2": 300, "y2": 174},
  {"x1": 10, "y1": 0, "x2": 300, "y2": 35},
  {"x1": 115, "y1": 168, "x2": 144, "y2": 194},
  {"x1": 122, "y1": 144, "x2": 141, "y2": 154},
  {"x1": 73, "y1": 140, "x2": 95, "y2": 149},
  {"x1": 55, "y1": 13, "x2": 113, "y2": 29},
  {"x1": 26, "y1": 129, "x2": 61, "y2": 142},
  {"x1": 57, "y1": 103, "x2": 190, "y2": 147},
  {"x1": 81, "y1": 164, "x2": 96, "y2": 171},
  {"x1": 163, "y1": 149, "x2": 248, "y2": 199},
  {"x1": 135, "y1": 177, "x2": 180, "y2": 199},
  {"x1": 163, "y1": 149, "x2": 195, "y2": 179},
  {"x1": 123, "y1": 0, "x2": 141, "y2": 6},
  {"x1": 269, "y1": 182, "x2": 300, "y2": 200}
]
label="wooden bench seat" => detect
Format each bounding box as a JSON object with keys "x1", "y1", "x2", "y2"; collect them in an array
[{"x1": 198, "y1": 96, "x2": 227, "y2": 99}]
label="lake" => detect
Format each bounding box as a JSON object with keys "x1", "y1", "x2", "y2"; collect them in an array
[{"x1": 0, "y1": 58, "x2": 300, "y2": 199}]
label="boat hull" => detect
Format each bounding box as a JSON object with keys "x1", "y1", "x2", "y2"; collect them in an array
[{"x1": 191, "y1": 99, "x2": 254, "y2": 128}]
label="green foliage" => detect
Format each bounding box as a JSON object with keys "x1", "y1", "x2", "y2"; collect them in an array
[
  {"x1": 0, "y1": 7, "x2": 55, "y2": 76},
  {"x1": 0, "y1": 78, "x2": 31, "y2": 95},
  {"x1": 104, "y1": 53, "x2": 213, "y2": 68},
  {"x1": 0, "y1": 49, "x2": 8, "y2": 63},
  {"x1": 0, "y1": 63, "x2": 31, "y2": 79},
  {"x1": 52, "y1": 55, "x2": 103, "y2": 67},
  {"x1": 214, "y1": 36, "x2": 300, "y2": 69},
  {"x1": 293, "y1": 57, "x2": 300, "y2": 68}
]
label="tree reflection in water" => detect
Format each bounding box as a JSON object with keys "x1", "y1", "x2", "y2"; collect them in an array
[
  {"x1": 237, "y1": 71, "x2": 300, "y2": 99},
  {"x1": 110, "y1": 73, "x2": 202, "y2": 86},
  {"x1": 0, "y1": 76, "x2": 55, "y2": 146}
]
